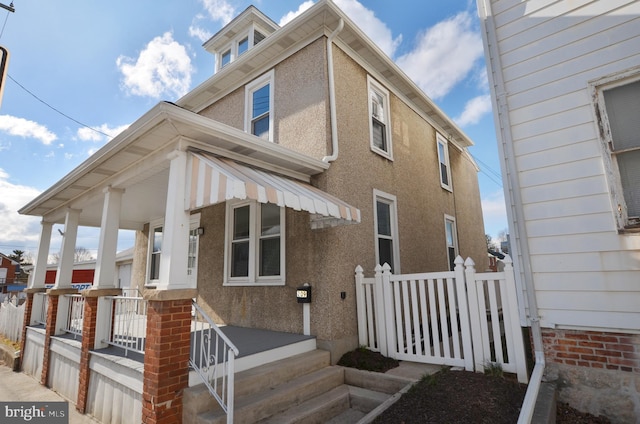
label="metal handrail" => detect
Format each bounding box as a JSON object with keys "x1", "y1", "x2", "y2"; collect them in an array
[
  {"x1": 104, "y1": 294, "x2": 147, "y2": 356},
  {"x1": 190, "y1": 301, "x2": 239, "y2": 424}
]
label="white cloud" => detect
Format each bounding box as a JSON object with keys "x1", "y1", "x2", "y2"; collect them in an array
[
  {"x1": 395, "y1": 11, "x2": 483, "y2": 99},
  {"x1": 200, "y1": 0, "x2": 235, "y2": 25},
  {"x1": 481, "y1": 189, "x2": 508, "y2": 238},
  {"x1": 0, "y1": 169, "x2": 43, "y2": 253},
  {"x1": 189, "y1": 0, "x2": 235, "y2": 42},
  {"x1": 76, "y1": 123, "x2": 129, "y2": 143},
  {"x1": 455, "y1": 94, "x2": 492, "y2": 127},
  {"x1": 0, "y1": 115, "x2": 57, "y2": 145},
  {"x1": 279, "y1": 1, "x2": 315, "y2": 26},
  {"x1": 334, "y1": 0, "x2": 401, "y2": 58},
  {"x1": 117, "y1": 32, "x2": 193, "y2": 99},
  {"x1": 189, "y1": 16, "x2": 213, "y2": 43}
]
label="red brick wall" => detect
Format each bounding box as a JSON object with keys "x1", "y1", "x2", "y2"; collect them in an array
[{"x1": 542, "y1": 328, "x2": 640, "y2": 373}]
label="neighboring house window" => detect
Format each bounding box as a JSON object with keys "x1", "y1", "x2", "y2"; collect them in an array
[
  {"x1": 445, "y1": 215, "x2": 458, "y2": 271},
  {"x1": 368, "y1": 76, "x2": 393, "y2": 159},
  {"x1": 437, "y1": 133, "x2": 452, "y2": 191},
  {"x1": 225, "y1": 200, "x2": 285, "y2": 285},
  {"x1": 593, "y1": 73, "x2": 640, "y2": 229},
  {"x1": 148, "y1": 221, "x2": 163, "y2": 283},
  {"x1": 245, "y1": 70, "x2": 274, "y2": 141},
  {"x1": 374, "y1": 190, "x2": 400, "y2": 273}
]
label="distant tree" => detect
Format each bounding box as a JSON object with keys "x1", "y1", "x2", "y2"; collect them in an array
[
  {"x1": 8, "y1": 249, "x2": 25, "y2": 264},
  {"x1": 49, "y1": 247, "x2": 95, "y2": 264},
  {"x1": 486, "y1": 234, "x2": 496, "y2": 251}
]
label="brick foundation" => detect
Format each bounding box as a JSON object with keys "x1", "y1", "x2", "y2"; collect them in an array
[
  {"x1": 542, "y1": 328, "x2": 640, "y2": 422},
  {"x1": 142, "y1": 298, "x2": 192, "y2": 424},
  {"x1": 542, "y1": 328, "x2": 640, "y2": 372}
]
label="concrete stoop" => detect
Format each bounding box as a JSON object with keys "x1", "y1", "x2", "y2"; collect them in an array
[{"x1": 184, "y1": 350, "x2": 415, "y2": 424}]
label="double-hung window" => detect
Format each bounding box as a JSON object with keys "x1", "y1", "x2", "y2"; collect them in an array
[
  {"x1": 437, "y1": 133, "x2": 452, "y2": 191},
  {"x1": 444, "y1": 215, "x2": 458, "y2": 271},
  {"x1": 245, "y1": 70, "x2": 274, "y2": 141},
  {"x1": 368, "y1": 76, "x2": 393, "y2": 159},
  {"x1": 225, "y1": 200, "x2": 285, "y2": 285},
  {"x1": 593, "y1": 73, "x2": 640, "y2": 229},
  {"x1": 373, "y1": 190, "x2": 400, "y2": 273}
]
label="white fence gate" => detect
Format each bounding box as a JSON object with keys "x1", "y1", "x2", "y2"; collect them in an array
[{"x1": 355, "y1": 255, "x2": 528, "y2": 383}]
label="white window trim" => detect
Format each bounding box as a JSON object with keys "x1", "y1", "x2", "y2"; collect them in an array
[
  {"x1": 373, "y1": 189, "x2": 400, "y2": 273},
  {"x1": 590, "y1": 67, "x2": 640, "y2": 230},
  {"x1": 367, "y1": 75, "x2": 393, "y2": 160},
  {"x1": 245, "y1": 70, "x2": 275, "y2": 142},
  {"x1": 223, "y1": 200, "x2": 286, "y2": 286},
  {"x1": 436, "y1": 132, "x2": 453, "y2": 192},
  {"x1": 187, "y1": 213, "x2": 201, "y2": 288},
  {"x1": 444, "y1": 214, "x2": 458, "y2": 271},
  {"x1": 146, "y1": 217, "x2": 164, "y2": 286}
]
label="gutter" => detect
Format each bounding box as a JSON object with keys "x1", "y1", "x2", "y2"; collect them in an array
[
  {"x1": 475, "y1": 1, "x2": 545, "y2": 422},
  {"x1": 322, "y1": 18, "x2": 344, "y2": 163}
]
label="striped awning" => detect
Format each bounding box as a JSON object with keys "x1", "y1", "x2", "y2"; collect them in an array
[{"x1": 188, "y1": 152, "x2": 361, "y2": 229}]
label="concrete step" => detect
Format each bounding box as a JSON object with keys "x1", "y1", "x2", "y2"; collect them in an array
[
  {"x1": 198, "y1": 365, "x2": 345, "y2": 424},
  {"x1": 256, "y1": 385, "x2": 351, "y2": 424},
  {"x1": 347, "y1": 385, "x2": 391, "y2": 413},
  {"x1": 184, "y1": 349, "x2": 330, "y2": 421},
  {"x1": 325, "y1": 408, "x2": 367, "y2": 424}
]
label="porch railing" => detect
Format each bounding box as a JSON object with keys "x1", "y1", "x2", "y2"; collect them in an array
[
  {"x1": 34, "y1": 292, "x2": 49, "y2": 325},
  {"x1": 64, "y1": 294, "x2": 85, "y2": 339},
  {"x1": 190, "y1": 301, "x2": 239, "y2": 424},
  {"x1": 104, "y1": 294, "x2": 147, "y2": 356}
]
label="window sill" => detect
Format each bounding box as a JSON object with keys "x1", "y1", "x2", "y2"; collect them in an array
[
  {"x1": 223, "y1": 280, "x2": 285, "y2": 287},
  {"x1": 618, "y1": 223, "x2": 640, "y2": 234},
  {"x1": 371, "y1": 148, "x2": 393, "y2": 161}
]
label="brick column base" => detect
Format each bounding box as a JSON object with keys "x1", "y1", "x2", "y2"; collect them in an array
[
  {"x1": 142, "y1": 292, "x2": 195, "y2": 424},
  {"x1": 40, "y1": 294, "x2": 59, "y2": 386},
  {"x1": 76, "y1": 296, "x2": 98, "y2": 413},
  {"x1": 19, "y1": 291, "x2": 35, "y2": 370}
]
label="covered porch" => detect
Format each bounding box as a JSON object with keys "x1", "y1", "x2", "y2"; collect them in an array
[{"x1": 17, "y1": 101, "x2": 360, "y2": 423}]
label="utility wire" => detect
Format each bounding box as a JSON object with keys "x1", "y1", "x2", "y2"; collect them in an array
[{"x1": 7, "y1": 74, "x2": 114, "y2": 138}]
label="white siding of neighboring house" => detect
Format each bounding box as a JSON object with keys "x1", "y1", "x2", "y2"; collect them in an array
[{"x1": 480, "y1": 0, "x2": 640, "y2": 331}]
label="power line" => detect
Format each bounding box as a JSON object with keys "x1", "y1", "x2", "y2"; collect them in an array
[{"x1": 7, "y1": 74, "x2": 113, "y2": 139}]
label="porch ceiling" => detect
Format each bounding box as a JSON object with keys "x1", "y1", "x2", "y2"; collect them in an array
[{"x1": 19, "y1": 102, "x2": 329, "y2": 228}]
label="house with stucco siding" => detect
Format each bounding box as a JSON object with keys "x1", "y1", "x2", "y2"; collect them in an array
[{"x1": 17, "y1": 1, "x2": 487, "y2": 421}]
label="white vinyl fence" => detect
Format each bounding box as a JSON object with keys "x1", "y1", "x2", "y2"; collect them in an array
[
  {"x1": 0, "y1": 297, "x2": 25, "y2": 343},
  {"x1": 355, "y1": 255, "x2": 528, "y2": 383}
]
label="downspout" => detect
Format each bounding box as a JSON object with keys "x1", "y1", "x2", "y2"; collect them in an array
[
  {"x1": 322, "y1": 18, "x2": 344, "y2": 163},
  {"x1": 476, "y1": 2, "x2": 544, "y2": 422}
]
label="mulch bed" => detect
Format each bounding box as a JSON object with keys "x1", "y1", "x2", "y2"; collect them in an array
[{"x1": 338, "y1": 348, "x2": 611, "y2": 423}]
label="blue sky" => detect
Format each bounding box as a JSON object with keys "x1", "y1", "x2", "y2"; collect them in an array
[{"x1": 0, "y1": 0, "x2": 507, "y2": 260}]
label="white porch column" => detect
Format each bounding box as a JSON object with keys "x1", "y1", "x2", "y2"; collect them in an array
[
  {"x1": 93, "y1": 186, "x2": 123, "y2": 289},
  {"x1": 26, "y1": 221, "x2": 53, "y2": 325},
  {"x1": 29, "y1": 221, "x2": 53, "y2": 289},
  {"x1": 54, "y1": 208, "x2": 80, "y2": 289},
  {"x1": 157, "y1": 150, "x2": 190, "y2": 290}
]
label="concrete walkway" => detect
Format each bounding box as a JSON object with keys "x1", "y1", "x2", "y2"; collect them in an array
[{"x1": 0, "y1": 363, "x2": 98, "y2": 423}]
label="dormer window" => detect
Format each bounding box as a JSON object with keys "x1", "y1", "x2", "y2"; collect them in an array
[
  {"x1": 221, "y1": 49, "x2": 231, "y2": 68},
  {"x1": 204, "y1": 6, "x2": 279, "y2": 74},
  {"x1": 238, "y1": 36, "x2": 249, "y2": 56}
]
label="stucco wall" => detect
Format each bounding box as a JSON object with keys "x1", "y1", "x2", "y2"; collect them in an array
[
  {"x1": 198, "y1": 39, "x2": 330, "y2": 160},
  {"x1": 187, "y1": 37, "x2": 486, "y2": 363}
]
